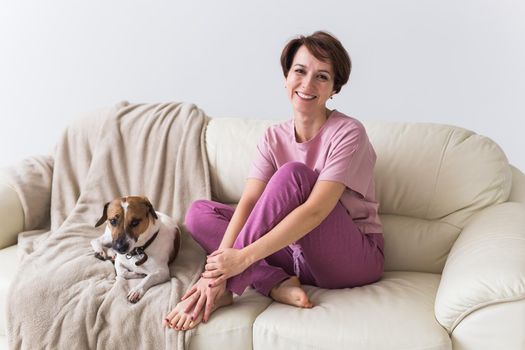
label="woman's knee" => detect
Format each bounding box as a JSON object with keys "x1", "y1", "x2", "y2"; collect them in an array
[
  {"x1": 184, "y1": 199, "x2": 214, "y2": 236},
  {"x1": 276, "y1": 161, "x2": 312, "y2": 175},
  {"x1": 271, "y1": 162, "x2": 317, "y2": 188}
]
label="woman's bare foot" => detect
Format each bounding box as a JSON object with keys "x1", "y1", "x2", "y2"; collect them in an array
[
  {"x1": 270, "y1": 276, "x2": 313, "y2": 308},
  {"x1": 163, "y1": 290, "x2": 233, "y2": 330}
]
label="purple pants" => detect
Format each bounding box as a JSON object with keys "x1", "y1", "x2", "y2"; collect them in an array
[{"x1": 185, "y1": 162, "x2": 384, "y2": 297}]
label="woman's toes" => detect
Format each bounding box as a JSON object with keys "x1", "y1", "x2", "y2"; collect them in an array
[
  {"x1": 165, "y1": 310, "x2": 179, "y2": 327},
  {"x1": 298, "y1": 293, "x2": 313, "y2": 308},
  {"x1": 302, "y1": 298, "x2": 313, "y2": 308},
  {"x1": 270, "y1": 276, "x2": 314, "y2": 308},
  {"x1": 182, "y1": 316, "x2": 193, "y2": 330},
  {"x1": 170, "y1": 314, "x2": 181, "y2": 329},
  {"x1": 176, "y1": 315, "x2": 187, "y2": 330}
]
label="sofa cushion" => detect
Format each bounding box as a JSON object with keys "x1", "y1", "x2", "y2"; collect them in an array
[
  {"x1": 205, "y1": 118, "x2": 273, "y2": 204},
  {"x1": 252, "y1": 271, "x2": 451, "y2": 350},
  {"x1": 365, "y1": 122, "x2": 511, "y2": 227},
  {"x1": 0, "y1": 245, "x2": 19, "y2": 337},
  {"x1": 189, "y1": 288, "x2": 272, "y2": 350},
  {"x1": 380, "y1": 215, "x2": 460, "y2": 273},
  {"x1": 205, "y1": 118, "x2": 512, "y2": 273}
]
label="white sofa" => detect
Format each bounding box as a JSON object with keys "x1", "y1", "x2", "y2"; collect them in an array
[{"x1": 1, "y1": 113, "x2": 525, "y2": 349}]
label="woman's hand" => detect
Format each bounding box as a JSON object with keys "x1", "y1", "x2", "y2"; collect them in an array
[
  {"x1": 180, "y1": 276, "x2": 227, "y2": 323},
  {"x1": 202, "y1": 248, "x2": 252, "y2": 286}
]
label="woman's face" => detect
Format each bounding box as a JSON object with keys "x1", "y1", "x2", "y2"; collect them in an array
[{"x1": 285, "y1": 45, "x2": 336, "y2": 116}]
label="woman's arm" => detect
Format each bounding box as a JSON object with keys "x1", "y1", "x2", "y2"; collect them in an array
[
  {"x1": 218, "y1": 178, "x2": 267, "y2": 249},
  {"x1": 243, "y1": 180, "x2": 345, "y2": 263},
  {"x1": 205, "y1": 180, "x2": 346, "y2": 285}
]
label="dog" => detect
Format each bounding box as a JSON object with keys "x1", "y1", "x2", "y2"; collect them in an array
[{"x1": 91, "y1": 196, "x2": 181, "y2": 303}]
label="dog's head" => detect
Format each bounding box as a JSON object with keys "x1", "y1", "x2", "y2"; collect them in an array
[{"x1": 95, "y1": 196, "x2": 158, "y2": 254}]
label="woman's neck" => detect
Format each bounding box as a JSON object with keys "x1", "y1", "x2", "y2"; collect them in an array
[{"x1": 293, "y1": 108, "x2": 332, "y2": 143}]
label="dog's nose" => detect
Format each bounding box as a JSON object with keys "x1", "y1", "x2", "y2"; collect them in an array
[{"x1": 113, "y1": 239, "x2": 129, "y2": 254}]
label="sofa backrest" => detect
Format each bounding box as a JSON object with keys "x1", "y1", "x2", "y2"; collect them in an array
[{"x1": 205, "y1": 117, "x2": 512, "y2": 273}]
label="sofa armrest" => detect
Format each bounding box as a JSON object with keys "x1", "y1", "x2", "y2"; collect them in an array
[
  {"x1": 435, "y1": 202, "x2": 525, "y2": 333},
  {"x1": 0, "y1": 177, "x2": 24, "y2": 249},
  {"x1": 0, "y1": 155, "x2": 53, "y2": 234},
  {"x1": 510, "y1": 165, "x2": 525, "y2": 204}
]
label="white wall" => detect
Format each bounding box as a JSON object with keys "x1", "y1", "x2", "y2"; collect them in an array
[{"x1": 1, "y1": 0, "x2": 524, "y2": 170}]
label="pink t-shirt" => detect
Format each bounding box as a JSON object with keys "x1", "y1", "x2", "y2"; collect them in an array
[{"x1": 248, "y1": 110, "x2": 382, "y2": 235}]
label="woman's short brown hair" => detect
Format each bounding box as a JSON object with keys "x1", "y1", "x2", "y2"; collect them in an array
[{"x1": 280, "y1": 31, "x2": 351, "y2": 94}]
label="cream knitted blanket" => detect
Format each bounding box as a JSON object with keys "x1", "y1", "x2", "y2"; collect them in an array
[{"x1": 5, "y1": 102, "x2": 210, "y2": 349}]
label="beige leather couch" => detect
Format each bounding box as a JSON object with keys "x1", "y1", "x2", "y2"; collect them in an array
[{"x1": 1, "y1": 115, "x2": 525, "y2": 349}]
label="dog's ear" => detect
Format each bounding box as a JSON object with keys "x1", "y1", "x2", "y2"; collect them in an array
[
  {"x1": 143, "y1": 197, "x2": 158, "y2": 220},
  {"x1": 95, "y1": 202, "x2": 110, "y2": 227}
]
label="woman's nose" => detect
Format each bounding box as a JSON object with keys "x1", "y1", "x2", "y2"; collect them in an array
[{"x1": 301, "y1": 74, "x2": 314, "y2": 89}]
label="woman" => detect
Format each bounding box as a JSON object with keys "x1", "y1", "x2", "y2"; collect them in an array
[{"x1": 164, "y1": 31, "x2": 384, "y2": 331}]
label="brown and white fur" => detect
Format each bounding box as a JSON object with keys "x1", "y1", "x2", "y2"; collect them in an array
[{"x1": 91, "y1": 196, "x2": 181, "y2": 303}]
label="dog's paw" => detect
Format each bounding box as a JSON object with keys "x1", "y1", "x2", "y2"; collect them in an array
[
  {"x1": 120, "y1": 270, "x2": 147, "y2": 280},
  {"x1": 94, "y1": 251, "x2": 107, "y2": 261},
  {"x1": 107, "y1": 249, "x2": 117, "y2": 262},
  {"x1": 128, "y1": 287, "x2": 145, "y2": 303}
]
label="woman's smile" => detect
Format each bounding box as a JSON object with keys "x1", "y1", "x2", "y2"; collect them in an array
[{"x1": 296, "y1": 91, "x2": 317, "y2": 100}]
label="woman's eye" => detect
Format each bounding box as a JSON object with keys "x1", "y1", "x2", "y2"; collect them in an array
[
  {"x1": 294, "y1": 69, "x2": 305, "y2": 74},
  {"x1": 109, "y1": 219, "x2": 117, "y2": 226},
  {"x1": 318, "y1": 75, "x2": 328, "y2": 81}
]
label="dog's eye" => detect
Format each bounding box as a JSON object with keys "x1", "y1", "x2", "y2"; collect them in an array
[
  {"x1": 109, "y1": 218, "x2": 118, "y2": 226},
  {"x1": 130, "y1": 219, "x2": 140, "y2": 227}
]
